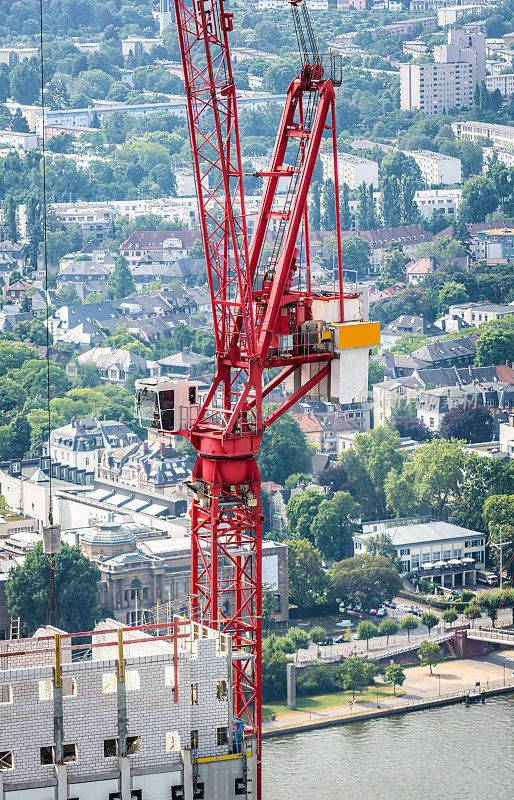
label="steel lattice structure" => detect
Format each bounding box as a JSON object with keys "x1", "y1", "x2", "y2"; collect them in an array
[{"x1": 171, "y1": 2, "x2": 346, "y2": 796}]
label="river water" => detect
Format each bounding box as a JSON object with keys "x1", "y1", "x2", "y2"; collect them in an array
[{"x1": 262, "y1": 696, "x2": 513, "y2": 800}]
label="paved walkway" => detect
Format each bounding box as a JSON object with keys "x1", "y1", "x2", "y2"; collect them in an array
[{"x1": 263, "y1": 648, "x2": 514, "y2": 735}]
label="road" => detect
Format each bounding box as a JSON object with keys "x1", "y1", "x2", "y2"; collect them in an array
[{"x1": 293, "y1": 597, "x2": 514, "y2": 666}]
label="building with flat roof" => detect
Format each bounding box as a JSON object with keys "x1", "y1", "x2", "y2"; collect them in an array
[
  {"x1": 483, "y1": 146, "x2": 514, "y2": 172},
  {"x1": 473, "y1": 228, "x2": 514, "y2": 262},
  {"x1": 404, "y1": 150, "x2": 462, "y2": 186},
  {"x1": 353, "y1": 519, "x2": 486, "y2": 577},
  {"x1": 452, "y1": 119, "x2": 514, "y2": 147},
  {"x1": 447, "y1": 300, "x2": 514, "y2": 326},
  {"x1": 437, "y1": 4, "x2": 486, "y2": 25},
  {"x1": 485, "y1": 72, "x2": 514, "y2": 97},
  {"x1": 321, "y1": 152, "x2": 379, "y2": 190}
]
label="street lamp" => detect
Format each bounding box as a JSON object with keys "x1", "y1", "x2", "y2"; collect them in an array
[
  {"x1": 376, "y1": 683, "x2": 379, "y2": 708},
  {"x1": 437, "y1": 673, "x2": 441, "y2": 697},
  {"x1": 503, "y1": 661, "x2": 506, "y2": 686}
]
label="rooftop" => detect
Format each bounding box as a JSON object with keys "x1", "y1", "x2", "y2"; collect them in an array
[{"x1": 356, "y1": 520, "x2": 483, "y2": 546}]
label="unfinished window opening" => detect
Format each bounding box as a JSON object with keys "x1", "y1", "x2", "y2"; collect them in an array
[
  {"x1": 216, "y1": 680, "x2": 228, "y2": 701},
  {"x1": 171, "y1": 787, "x2": 185, "y2": 800},
  {"x1": 109, "y1": 793, "x2": 142, "y2": 800},
  {"x1": 165, "y1": 731, "x2": 181, "y2": 752},
  {"x1": 126, "y1": 736, "x2": 140, "y2": 755},
  {"x1": 104, "y1": 738, "x2": 119, "y2": 758},
  {"x1": 126, "y1": 670, "x2": 140, "y2": 691},
  {"x1": 216, "y1": 727, "x2": 228, "y2": 746},
  {"x1": 62, "y1": 677, "x2": 77, "y2": 698},
  {"x1": 40, "y1": 746, "x2": 54, "y2": 765},
  {"x1": 235, "y1": 778, "x2": 246, "y2": 796},
  {"x1": 190, "y1": 730, "x2": 198, "y2": 750},
  {"x1": 165, "y1": 665, "x2": 176, "y2": 689},
  {"x1": 190, "y1": 683, "x2": 198, "y2": 704},
  {"x1": 63, "y1": 744, "x2": 77, "y2": 763},
  {"x1": 193, "y1": 783, "x2": 204, "y2": 800},
  {"x1": 102, "y1": 672, "x2": 117, "y2": 694},
  {"x1": 0, "y1": 751, "x2": 13, "y2": 771},
  {"x1": 0, "y1": 685, "x2": 12, "y2": 704},
  {"x1": 38, "y1": 679, "x2": 53, "y2": 701}
]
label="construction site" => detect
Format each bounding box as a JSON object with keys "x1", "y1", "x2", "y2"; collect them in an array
[{"x1": 0, "y1": 0, "x2": 378, "y2": 798}]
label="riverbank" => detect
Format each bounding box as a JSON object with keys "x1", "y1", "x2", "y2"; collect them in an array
[{"x1": 262, "y1": 647, "x2": 514, "y2": 739}]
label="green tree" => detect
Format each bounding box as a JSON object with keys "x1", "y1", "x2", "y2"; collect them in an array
[
  {"x1": 483, "y1": 495, "x2": 514, "y2": 579},
  {"x1": 287, "y1": 537, "x2": 326, "y2": 616},
  {"x1": 451, "y1": 456, "x2": 514, "y2": 533},
  {"x1": 262, "y1": 637, "x2": 288, "y2": 701},
  {"x1": 331, "y1": 554, "x2": 402, "y2": 611},
  {"x1": 10, "y1": 58, "x2": 40, "y2": 104},
  {"x1": 334, "y1": 657, "x2": 376, "y2": 699},
  {"x1": 391, "y1": 334, "x2": 428, "y2": 355},
  {"x1": 343, "y1": 427, "x2": 403, "y2": 518},
  {"x1": 400, "y1": 615, "x2": 419, "y2": 640},
  {"x1": 322, "y1": 179, "x2": 336, "y2": 229},
  {"x1": 356, "y1": 620, "x2": 378, "y2": 649},
  {"x1": 339, "y1": 235, "x2": 371, "y2": 278},
  {"x1": 262, "y1": 583, "x2": 278, "y2": 635},
  {"x1": 480, "y1": 590, "x2": 503, "y2": 627},
  {"x1": 310, "y1": 491, "x2": 361, "y2": 561},
  {"x1": 384, "y1": 663, "x2": 405, "y2": 694},
  {"x1": 286, "y1": 490, "x2": 325, "y2": 541},
  {"x1": 59, "y1": 284, "x2": 82, "y2": 305},
  {"x1": 442, "y1": 608, "x2": 459, "y2": 627},
  {"x1": 459, "y1": 175, "x2": 499, "y2": 223},
  {"x1": 401, "y1": 176, "x2": 418, "y2": 224},
  {"x1": 438, "y1": 281, "x2": 469, "y2": 314},
  {"x1": 379, "y1": 176, "x2": 401, "y2": 227},
  {"x1": 357, "y1": 182, "x2": 369, "y2": 229},
  {"x1": 378, "y1": 618, "x2": 399, "y2": 645},
  {"x1": 476, "y1": 316, "x2": 514, "y2": 367},
  {"x1": 406, "y1": 438, "x2": 468, "y2": 519},
  {"x1": 418, "y1": 640, "x2": 444, "y2": 674},
  {"x1": 465, "y1": 603, "x2": 482, "y2": 626},
  {"x1": 6, "y1": 542, "x2": 101, "y2": 636},
  {"x1": 284, "y1": 472, "x2": 310, "y2": 491},
  {"x1": 378, "y1": 246, "x2": 406, "y2": 290},
  {"x1": 364, "y1": 532, "x2": 398, "y2": 564},
  {"x1": 108, "y1": 254, "x2": 135, "y2": 298},
  {"x1": 340, "y1": 182, "x2": 352, "y2": 230},
  {"x1": 440, "y1": 404, "x2": 494, "y2": 444},
  {"x1": 310, "y1": 181, "x2": 321, "y2": 231},
  {"x1": 258, "y1": 412, "x2": 310, "y2": 485},
  {"x1": 421, "y1": 612, "x2": 440, "y2": 637},
  {"x1": 368, "y1": 359, "x2": 384, "y2": 390},
  {"x1": 3, "y1": 195, "x2": 17, "y2": 242}
]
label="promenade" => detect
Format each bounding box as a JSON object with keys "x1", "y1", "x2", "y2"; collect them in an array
[{"x1": 262, "y1": 647, "x2": 514, "y2": 738}]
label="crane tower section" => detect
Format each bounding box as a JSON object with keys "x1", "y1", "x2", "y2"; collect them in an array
[{"x1": 135, "y1": 1, "x2": 380, "y2": 796}]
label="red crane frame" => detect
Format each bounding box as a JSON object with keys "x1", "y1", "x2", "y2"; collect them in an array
[{"x1": 173, "y1": 1, "x2": 346, "y2": 795}]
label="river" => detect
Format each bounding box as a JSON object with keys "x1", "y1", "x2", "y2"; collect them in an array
[{"x1": 262, "y1": 696, "x2": 514, "y2": 800}]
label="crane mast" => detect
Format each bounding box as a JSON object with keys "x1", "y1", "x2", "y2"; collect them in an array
[{"x1": 135, "y1": 2, "x2": 379, "y2": 797}]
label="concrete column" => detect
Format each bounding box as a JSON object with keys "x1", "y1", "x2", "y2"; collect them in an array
[
  {"x1": 0, "y1": 771, "x2": 4, "y2": 800},
  {"x1": 55, "y1": 764, "x2": 67, "y2": 800},
  {"x1": 451, "y1": 572, "x2": 455, "y2": 587},
  {"x1": 181, "y1": 749, "x2": 194, "y2": 800},
  {"x1": 286, "y1": 663, "x2": 296, "y2": 710},
  {"x1": 119, "y1": 756, "x2": 131, "y2": 800},
  {"x1": 462, "y1": 571, "x2": 466, "y2": 586},
  {"x1": 247, "y1": 739, "x2": 257, "y2": 799},
  {"x1": 53, "y1": 684, "x2": 64, "y2": 766},
  {"x1": 441, "y1": 573, "x2": 445, "y2": 588}
]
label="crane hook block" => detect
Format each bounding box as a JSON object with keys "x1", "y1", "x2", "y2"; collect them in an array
[{"x1": 43, "y1": 525, "x2": 62, "y2": 556}]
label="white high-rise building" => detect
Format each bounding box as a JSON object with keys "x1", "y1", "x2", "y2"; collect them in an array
[{"x1": 159, "y1": 0, "x2": 173, "y2": 34}]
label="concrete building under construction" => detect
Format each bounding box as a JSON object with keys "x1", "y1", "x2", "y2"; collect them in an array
[{"x1": 0, "y1": 618, "x2": 255, "y2": 799}]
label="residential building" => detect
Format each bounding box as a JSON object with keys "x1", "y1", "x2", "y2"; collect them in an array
[
  {"x1": 417, "y1": 383, "x2": 484, "y2": 430},
  {"x1": 499, "y1": 413, "x2": 514, "y2": 457},
  {"x1": 120, "y1": 230, "x2": 192, "y2": 268},
  {"x1": 49, "y1": 300, "x2": 125, "y2": 338},
  {"x1": 0, "y1": 46, "x2": 37, "y2": 66},
  {"x1": 256, "y1": 0, "x2": 328, "y2": 7},
  {"x1": 56, "y1": 258, "x2": 112, "y2": 290},
  {"x1": 381, "y1": 314, "x2": 440, "y2": 349},
  {"x1": 77, "y1": 347, "x2": 161, "y2": 383},
  {"x1": 337, "y1": 0, "x2": 366, "y2": 8},
  {"x1": 452, "y1": 119, "x2": 514, "y2": 148},
  {"x1": 121, "y1": 35, "x2": 164, "y2": 59},
  {"x1": 344, "y1": 225, "x2": 433, "y2": 273},
  {"x1": 4, "y1": 278, "x2": 31, "y2": 301},
  {"x1": 353, "y1": 520, "x2": 486, "y2": 577},
  {"x1": 404, "y1": 150, "x2": 462, "y2": 186},
  {"x1": 158, "y1": 348, "x2": 214, "y2": 377},
  {"x1": 320, "y1": 152, "x2": 379, "y2": 190},
  {"x1": 485, "y1": 72, "x2": 514, "y2": 96},
  {"x1": 406, "y1": 257, "x2": 435, "y2": 285},
  {"x1": 0, "y1": 616, "x2": 255, "y2": 799},
  {"x1": 412, "y1": 188, "x2": 462, "y2": 221},
  {"x1": 448, "y1": 301, "x2": 514, "y2": 327},
  {"x1": 0, "y1": 129, "x2": 37, "y2": 151},
  {"x1": 437, "y1": 5, "x2": 486, "y2": 25},
  {"x1": 473, "y1": 228, "x2": 514, "y2": 262},
  {"x1": 34, "y1": 93, "x2": 286, "y2": 136},
  {"x1": 483, "y1": 146, "x2": 514, "y2": 171},
  {"x1": 97, "y1": 439, "x2": 191, "y2": 493},
  {"x1": 403, "y1": 40, "x2": 428, "y2": 56},
  {"x1": 48, "y1": 417, "x2": 141, "y2": 485},
  {"x1": 0, "y1": 239, "x2": 25, "y2": 270},
  {"x1": 437, "y1": 27, "x2": 486, "y2": 82},
  {"x1": 410, "y1": 335, "x2": 477, "y2": 369},
  {"x1": 401, "y1": 60, "x2": 474, "y2": 115},
  {"x1": 373, "y1": 376, "x2": 423, "y2": 426}
]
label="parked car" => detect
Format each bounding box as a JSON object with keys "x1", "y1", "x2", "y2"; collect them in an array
[
  {"x1": 397, "y1": 604, "x2": 412, "y2": 613},
  {"x1": 411, "y1": 607, "x2": 423, "y2": 617},
  {"x1": 334, "y1": 634, "x2": 346, "y2": 644},
  {"x1": 376, "y1": 608, "x2": 388, "y2": 618},
  {"x1": 369, "y1": 608, "x2": 378, "y2": 616}
]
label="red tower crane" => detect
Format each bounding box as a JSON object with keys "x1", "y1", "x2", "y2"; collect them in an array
[{"x1": 135, "y1": 2, "x2": 379, "y2": 796}]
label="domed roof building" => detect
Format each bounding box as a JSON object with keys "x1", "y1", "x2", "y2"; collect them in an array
[{"x1": 80, "y1": 521, "x2": 139, "y2": 559}]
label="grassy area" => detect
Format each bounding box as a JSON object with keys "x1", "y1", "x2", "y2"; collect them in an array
[
  {"x1": 263, "y1": 684, "x2": 404, "y2": 721},
  {"x1": 286, "y1": 613, "x2": 350, "y2": 633}
]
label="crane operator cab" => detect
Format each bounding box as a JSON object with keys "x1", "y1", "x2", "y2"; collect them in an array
[{"x1": 135, "y1": 377, "x2": 198, "y2": 433}]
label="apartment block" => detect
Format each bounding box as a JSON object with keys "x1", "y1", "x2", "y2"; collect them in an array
[
  {"x1": 413, "y1": 188, "x2": 461, "y2": 219},
  {"x1": 404, "y1": 150, "x2": 462, "y2": 186},
  {"x1": 0, "y1": 619, "x2": 256, "y2": 799},
  {"x1": 436, "y1": 28, "x2": 486, "y2": 82},
  {"x1": 473, "y1": 229, "x2": 514, "y2": 262},
  {"x1": 0, "y1": 46, "x2": 37, "y2": 66},
  {"x1": 483, "y1": 146, "x2": 514, "y2": 172},
  {"x1": 448, "y1": 300, "x2": 514, "y2": 326},
  {"x1": 320, "y1": 152, "x2": 379, "y2": 190},
  {"x1": 452, "y1": 120, "x2": 514, "y2": 147},
  {"x1": 437, "y1": 5, "x2": 486, "y2": 26},
  {"x1": 121, "y1": 36, "x2": 164, "y2": 58},
  {"x1": 400, "y1": 61, "x2": 474, "y2": 115},
  {"x1": 485, "y1": 72, "x2": 514, "y2": 97}
]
